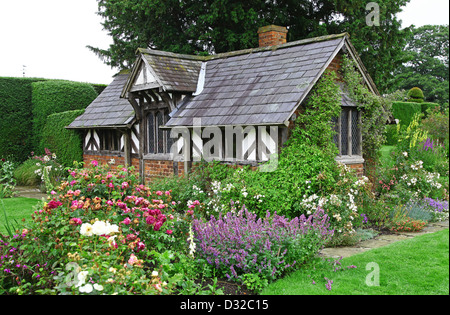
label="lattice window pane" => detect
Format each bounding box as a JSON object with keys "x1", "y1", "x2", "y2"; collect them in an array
[
  {"x1": 148, "y1": 113, "x2": 155, "y2": 154},
  {"x1": 340, "y1": 109, "x2": 349, "y2": 155},
  {"x1": 156, "y1": 111, "x2": 164, "y2": 153},
  {"x1": 165, "y1": 112, "x2": 173, "y2": 154},
  {"x1": 331, "y1": 116, "x2": 339, "y2": 149},
  {"x1": 351, "y1": 110, "x2": 360, "y2": 155}
]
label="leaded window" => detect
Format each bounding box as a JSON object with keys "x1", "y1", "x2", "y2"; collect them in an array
[
  {"x1": 98, "y1": 129, "x2": 121, "y2": 152},
  {"x1": 333, "y1": 108, "x2": 362, "y2": 157},
  {"x1": 147, "y1": 109, "x2": 171, "y2": 154}
]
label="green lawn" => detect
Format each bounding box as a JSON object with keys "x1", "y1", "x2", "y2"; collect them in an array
[
  {"x1": 379, "y1": 145, "x2": 396, "y2": 168},
  {"x1": 0, "y1": 197, "x2": 41, "y2": 235},
  {"x1": 262, "y1": 229, "x2": 449, "y2": 295}
]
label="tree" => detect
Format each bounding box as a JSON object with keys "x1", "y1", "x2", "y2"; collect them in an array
[
  {"x1": 389, "y1": 24, "x2": 449, "y2": 105},
  {"x1": 89, "y1": 0, "x2": 410, "y2": 93}
]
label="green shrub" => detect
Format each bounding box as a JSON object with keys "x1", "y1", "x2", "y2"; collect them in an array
[
  {"x1": 41, "y1": 110, "x2": 85, "y2": 167},
  {"x1": 13, "y1": 159, "x2": 41, "y2": 186},
  {"x1": 407, "y1": 87, "x2": 425, "y2": 102},
  {"x1": 420, "y1": 102, "x2": 440, "y2": 117},
  {"x1": 384, "y1": 124, "x2": 399, "y2": 145},
  {"x1": 0, "y1": 77, "x2": 46, "y2": 163},
  {"x1": 391, "y1": 101, "x2": 422, "y2": 127},
  {"x1": 31, "y1": 80, "x2": 98, "y2": 153}
]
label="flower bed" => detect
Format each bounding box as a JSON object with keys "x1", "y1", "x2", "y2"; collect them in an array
[{"x1": 0, "y1": 161, "x2": 334, "y2": 295}]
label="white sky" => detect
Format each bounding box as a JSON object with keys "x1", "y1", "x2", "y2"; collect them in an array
[{"x1": 0, "y1": 0, "x2": 449, "y2": 85}]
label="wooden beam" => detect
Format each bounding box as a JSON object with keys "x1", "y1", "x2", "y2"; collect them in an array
[
  {"x1": 127, "y1": 93, "x2": 142, "y2": 120},
  {"x1": 159, "y1": 91, "x2": 176, "y2": 112}
]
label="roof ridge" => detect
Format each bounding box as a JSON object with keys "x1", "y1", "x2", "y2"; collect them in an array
[{"x1": 138, "y1": 33, "x2": 349, "y2": 61}]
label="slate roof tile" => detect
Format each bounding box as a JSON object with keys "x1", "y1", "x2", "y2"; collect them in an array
[
  {"x1": 71, "y1": 34, "x2": 367, "y2": 130},
  {"x1": 68, "y1": 73, "x2": 134, "y2": 128}
]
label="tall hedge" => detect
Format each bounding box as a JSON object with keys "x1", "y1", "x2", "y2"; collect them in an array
[
  {"x1": 385, "y1": 101, "x2": 440, "y2": 145},
  {"x1": 31, "y1": 80, "x2": 98, "y2": 153},
  {"x1": 0, "y1": 77, "x2": 46, "y2": 162},
  {"x1": 421, "y1": 102, "x2": 439, "y2": 117},
  {"x1": 391, "y1": 101, "x2": 422, "y2": 126},
  {"x1": 41, "y1": 110, "x2": 85, "y2": 167}
]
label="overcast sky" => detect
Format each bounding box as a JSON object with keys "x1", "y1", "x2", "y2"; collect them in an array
[{"x1": 0, "y1": 0, "x2": 449, "y2": 85}]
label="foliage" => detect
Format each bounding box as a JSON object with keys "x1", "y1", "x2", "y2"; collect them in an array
[
  {"x1": 331, "y1": 0, "x2": 412, "y2": 94},
  {"x1": 420, "y1": 107, "x2": 449, "y2": 157},
  {"x1": 406, "y1": 87, "x2": 424, "y2": 103},
  {"x1": 391, "y1": 101, "x2": 422, "y2": 127},
  {"x1": 13, "y1": 159, "x2": 41, "y2": 187},
  {"x1": 0, "y1": 158, "x2": 16, "y2": 198},
  {"x1": 340, "y1": 55, "x2": 393, "y2": 172},
  {"x1": 0, "y1": 77, "x2": 46, "y2": 163},
  {"x1": 89, "y1": 0, "x2": 410, "y2": 93},
  {"x1": 31, "y1": 80, "x2": 97, "y2": 153},
  {"x1": 41, "y1": 110, "x2": 85, "y2": 167},
  {"x1": 0, "y1": 161, "x2": 197, "y2": 295},
  {"x1": 30, "y1": 149, "x2": 66, "y2": 194},
  {"x1": 192, "y1": 206, "x2": 334, "y2": 286},
  {"x1": 389, "y1": 24, "x2": 449, "y2": 106},
  {"x1": 0, "y1": 77, "x2": 100, "y2": 163}
]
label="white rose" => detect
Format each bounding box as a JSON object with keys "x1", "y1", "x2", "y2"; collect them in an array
[
  {"x1": 79, "y1": 283, "x2": 93, "y2": 293},
  {"x1": 80, "y1": 223, "x2": 94, "y2": 237},
  {"x1": 93, "y1": 283, "x2": 104, "y2": 291},
  {"x1": 76, "y1": 270, "x2": 89, "y2": 287}
]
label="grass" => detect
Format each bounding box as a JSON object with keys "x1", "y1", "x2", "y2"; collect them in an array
[
  {"x1": 0, "y1": 197, "x2": 41, "y2": 235},
  {"x1": 261, "y1": 229, "x2": 449, "y2": 295},
  {"x1": 379, "y1": 145, "x2": 396, "y2": 168}
]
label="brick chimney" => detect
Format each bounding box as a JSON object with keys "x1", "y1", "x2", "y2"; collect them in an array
[{"x1": 258, "y1": 25, "x2": 288, "y2": 47}]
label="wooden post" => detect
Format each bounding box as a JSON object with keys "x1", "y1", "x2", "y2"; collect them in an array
[{"x1": 122, "y1": 129, "x2": 132, "y2": 167}]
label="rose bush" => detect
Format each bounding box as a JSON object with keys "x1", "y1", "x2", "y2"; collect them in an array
[{"x1": 0, "y1": 161, "x2": 195, "y2": 294}]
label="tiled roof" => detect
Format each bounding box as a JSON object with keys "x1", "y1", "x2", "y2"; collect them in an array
[
  {"x1": 68, "y1": 73, "x2": 134, "y2": 128},
  {"x1": 140, "y1": 49, "x2": 203, "y2": 92},
  {"x1": 165, "y1": 36, "x2": 346, "y2": 127},
  {"x1": 70, "y1": 33, "x2": 376, "y2": 129}
]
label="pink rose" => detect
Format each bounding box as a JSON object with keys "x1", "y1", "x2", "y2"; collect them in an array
[
  {"x1": 153, "y1": 221, "x2": 163, "y2": 231},
  {"x1": 69, "y1": 218, "x2": 82, "y2": 226},
  {"x1": 91, "y1": 160, "x2": 98, "y2": 167},
  {"x1": 166, "y1": 230, "x2": 173, "y2": 235},
  {"x1": 146, "y1": 216, "x2": 155, "y2": 225},
  {"x1": 156, "y1": 191, "x2": 163, "y2": 196},
  {"x1": 122, "y1": 217, "x2": 131, "y2": 225}
]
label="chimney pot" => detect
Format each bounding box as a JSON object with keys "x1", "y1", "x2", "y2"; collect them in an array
[{"x1": 258, "y1": 25, "x2": 288, "y2": 47}]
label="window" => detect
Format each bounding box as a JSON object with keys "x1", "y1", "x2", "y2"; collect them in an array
[
  {"x1": 147, "y1": 109, "x2": 171, "y2": 154},
  {"x1": 98, "y1": 130, "x2": 121, "y2": 152},
  {"x1": 332, "y1": 108, "x2": 361, "y2": 157}
]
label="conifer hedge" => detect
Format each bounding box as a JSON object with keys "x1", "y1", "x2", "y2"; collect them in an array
[
  {"x1": 31, "y1": 80, "x2": 97, "y2": 152},
  {"x1": 41, "y1": 110, "x2": 85, "y2": 167},
  {"x1": 0, "y1": 77, "x2": 101, "y2": 163},
  {"x1": 0, "y1": 77, "x2": 46, "y2": 162}
]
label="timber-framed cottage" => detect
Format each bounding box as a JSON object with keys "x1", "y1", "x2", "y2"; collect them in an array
[{"x1": 68, "y1": 25, "x2": 380, "y2": 182}]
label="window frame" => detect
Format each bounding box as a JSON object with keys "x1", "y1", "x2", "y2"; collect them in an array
[
  {"x1": 145, "y1": 108, "x2": 172, "y2": 157},
  {"x1": 98, "y1": 129, "x2": 122, "y2": 153},
  {"x1": 333, "y1": 107, "x2": 363, "y2": 163}
]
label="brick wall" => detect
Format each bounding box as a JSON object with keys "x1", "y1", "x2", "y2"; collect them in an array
[
  {"x1": 83, "y1": 153, "x2": 185, "y2": 183},
  {"x1": 258, "y1": 25, "x2": 288, "y2": 47},
  {"x1": 347, "y1": 163, "x2": 364, "y2": 178},
  {"x1": 143, "y1": 160, "x2": 185, "y2": 180},
  {"x1": 83, "y1": 153, "x2": 127, "y2": 167}
]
